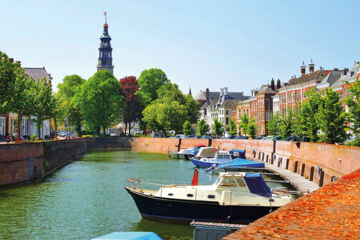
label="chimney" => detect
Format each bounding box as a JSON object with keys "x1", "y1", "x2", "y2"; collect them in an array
[
  {"x1": 220, "y1": 88, "x2": 224, "y2": 97},
  {"x1": 343, "y1": 68, "x2": 348, "y2": 76},
  {"x1": 276, "y1": 79, "x2": 281, "y2": 92},
  {"x1": 300, "y1": 61, "x2": 306, "y2": 76},
  {"x1": 270, "y1": 78, "x2": 275, "y2": 91},
  {"x1": 309, "y1": 59, "x2": 315, "y2": 73},
  {"x1": 206, "y1": 88, "x2": 210, "y2": 104},
  {"x1": 333, "y1": 68, "x2": 339, "y2": 71},
  {"x1": 224, "y1": 87, "x2": 228, "y2": 96}
]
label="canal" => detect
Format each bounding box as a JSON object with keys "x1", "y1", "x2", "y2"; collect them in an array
[{"x1": 0, "y1": 150, "x2": 295, "y2": 240}]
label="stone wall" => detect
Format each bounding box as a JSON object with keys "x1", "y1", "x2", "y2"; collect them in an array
[
  {"x1": 1, "y1": 137, "x2": 359, "y2": 187},
  {"x1": 0, "y1": 139, "x2": 87, "y2": 186},
  {"x1": 124, "y1": 137, "x2": 360, "y2": 186}
]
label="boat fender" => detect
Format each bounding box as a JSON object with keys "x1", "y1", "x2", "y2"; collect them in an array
[{"x1": 191, "y1": 169, "x2": 199, "y2": 186}]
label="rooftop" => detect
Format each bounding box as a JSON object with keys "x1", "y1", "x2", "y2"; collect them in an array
[{"x1": 24, "y1": 67, "x2": 52, "y2": 81}]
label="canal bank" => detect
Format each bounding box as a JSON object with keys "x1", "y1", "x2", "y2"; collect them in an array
[{"x1": 1, "y1": 137, "x2": 360, "y2": 188}]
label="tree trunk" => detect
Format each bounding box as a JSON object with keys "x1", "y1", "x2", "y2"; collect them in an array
[
  {"x1": 103, "y1": 126, "x2": 106, "y2": 136},
  {"x1": 54, "y1": 118, "x2": 58, "y2": 138},
  {"x1": 124, "y1": 122, "x2": 128, "y2": 136},
  {"x1": 38, "y1": 121, "x2": 41, "y2": 139},
  {"x1": 17, "y1": 112, "x2": 21, "y2": 143}
]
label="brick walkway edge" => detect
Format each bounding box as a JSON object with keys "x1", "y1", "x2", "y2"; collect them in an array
[{"x1": 223, "y1": 169, "x2": 360, "y2": 240}]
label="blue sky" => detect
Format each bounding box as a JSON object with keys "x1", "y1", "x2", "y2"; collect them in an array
[{"x1": 1, "y1": 0, "x2": 359, "y2": 95}]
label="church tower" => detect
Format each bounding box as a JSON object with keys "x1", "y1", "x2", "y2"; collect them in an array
[{"x1": 97, "y1": 12, "x2": 114, "y2": 74}]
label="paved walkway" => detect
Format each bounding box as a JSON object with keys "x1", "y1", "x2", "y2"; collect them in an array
[{"x1": 265, "y1": 163, "x2": 319, "y2": 193}]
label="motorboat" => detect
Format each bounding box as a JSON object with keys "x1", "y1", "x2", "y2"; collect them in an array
[
  {"x1": 125, "y1": 172, "x2": 293, "y2": 224},
  {"x1": 206, "y1": 158, "x2": 265, "y2": 173},
  {"x1": 190, "y1": 148, "x2": 246, "y2": 168},
  {"x1": 169, "y1": 145, "x2": 206, "y2": 160}
]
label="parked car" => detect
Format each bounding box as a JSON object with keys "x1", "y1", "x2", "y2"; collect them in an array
[
  {"x1": 234, "y1": 136, "x2": 249, "y2": 139},
  {"x1": 283, "y1": 136, "x2": 300, "y2": 141},
  {"x1": 202, "y1": 135, "x2": 212, "y2": 139}
]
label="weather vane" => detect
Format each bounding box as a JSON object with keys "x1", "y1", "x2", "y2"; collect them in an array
[{"x1": 104, "y1": 12, "x2": 107, "y2": 23}]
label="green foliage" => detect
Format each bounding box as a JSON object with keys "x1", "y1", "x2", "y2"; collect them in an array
[
  {"x1": 345, "y1": 78, "x2": 360, "y2": 135},
  {"x1": 197, "y1": 119, "x2": 210, "y2": 137},
  {"x1": 267, "y1": 112, "x2": 281, "y2": 136},
  {"x1": 0, "y1": 51, "x2": 17, "y2": 112},
  {"x1": 185, "y1": 95, "x2": 200, "y2": 124},
  {"x1": 246, "y1": 118, "x2": 257, "y2": 139},
  {"x1": 30, "y1": 133, "x2": 36, "y2": 141},
  {"x1": 239, "y1": 114, "x2": 249, "y2": 135},
  {"x1": 33, "y1": 78, "x2": 56, "y2": 137},
  {"x1": 57, "y1": 75, "x2": 86, "y2": 100},
  {"x1": 138, "y1": 68, "x2": 170, "y2": 105},
  {"x1": 212, "y1": 119, "x2": 223, "y2": 137},
  {"x1": 75, "y1": 70, "x2": 123, "y2": 135},
  {"x1": 280, "y1": 109, "x2": 295, "y2": 139},
  {"x1": 293, "y1": 89, "x2": 322, "y2": 142},
  {"x1": 228, "y1": 119, "x2": 237, "y2": 136},
  {"x1": 346, "y1": 138, "x2": 360, "y2": 147},
  {"x1": 142, "y1": 83, "x2": 198, "y2": 134},
  {"x1": 183, "y1": 120, "x2": 193, "y2": 136},
  {"x1": 56, "y1": 75, "x2": 86, "y2": 135},
  {"x1": 317, "y1": 88, "x2": 347, "y2": 144}
]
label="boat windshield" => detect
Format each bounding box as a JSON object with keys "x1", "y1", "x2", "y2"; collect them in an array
[
  {"x1": 219, "y1": 178, "x2": 237, "y2": 187},
  {"x1": 217, "y1": 154, "x2": 230, "y2": 159}
]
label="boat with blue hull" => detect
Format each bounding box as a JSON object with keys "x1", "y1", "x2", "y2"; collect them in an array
[
  {"x1": 125, "y1": 172, "x2": 293, "y2": 224},
  {"x1": 190, "y1": 149, "x2": 246, "y2": 168}
]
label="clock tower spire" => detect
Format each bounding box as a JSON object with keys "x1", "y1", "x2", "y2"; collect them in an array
[{"x1": 97, "y1": 12, "x2": 114, "y2": 74}]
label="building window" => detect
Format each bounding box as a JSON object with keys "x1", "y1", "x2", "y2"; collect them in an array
[
  {"x1": 0, "y1": 117, "x2": 5, "y2": 136},
  {"x1": 226, "y1": 117, "x2": 229, "y2": 125},
  {"x1": 226, "y1": 110, "x2": 229, "y2": 115}
]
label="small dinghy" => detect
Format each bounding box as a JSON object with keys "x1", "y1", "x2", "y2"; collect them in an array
[{"x1": 169, "y1": 145, "x2": 206, "y2": 160}]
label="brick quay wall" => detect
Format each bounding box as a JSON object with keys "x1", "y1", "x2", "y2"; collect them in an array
[
  {"x1": 1, "y1": 137, "x2": 359, "y2": 187},
  {"x1": 0, "y1": 139, "x2": 87, "y2": 186}
]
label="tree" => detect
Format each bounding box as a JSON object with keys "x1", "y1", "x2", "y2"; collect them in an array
[
  {"x1": 185, "y1": 95, "x2": 200, "y2": 124},
  {"x1": 0, "y1": 51, "x2": 17, "y2": 112},
  {"x1": 293, "y1": 88, "x2": 323, "y2": 142},
  {"x1": 183, "y1": 120, "x2": 193, "y2": 136},
  {"x1": 317, "y1": 88, "x2": 347, "y2": 144},
  {"x1": 120, "y1": 76, "x2": 143, "y2": 135},
  {"x1": 246, "y1": 118, "x2": 257, "y2": 139},
  {"x1": 75, "y1": 70, "x2": 123, "y2": 135},
  {"x1": 345, "y1": 77, "x2": 360, "y2": 136},
  {"x1": 57, "y1": 75, "x2": 86, "y2": 136},
  {"x1": 268, "y1": 112, "x2": 281, "y2": 136},
  {"x1": 239, "y1": 114, "x2": 249, "y2": 136},
  {"x1": 33, "y1": 77, "x2": 56, "y2": 138},
  {"x1": 143, "y1": 99, "x2": 187, "y2": 134},
  {"x1": 138, "y1": 68, "x2": 170, "y2": 105},
  {"x1": 142, "y1": 82, "x2": 197, "y2": 134},
  {"x1": 228, "y1": 119, "x2": 237, "y2": 136},
  {"x1": 213, "y1": 119, "x2": 223, "y2": 137},
  {"x1": 197, "y1": 119, "x2": 210, "y2": 137},
  {"x1": 280, "y1": 109, "x2": 295, "y2": 139},
  {"x1": 57, "y1": 75, "x2": 86, "y2": 100}
]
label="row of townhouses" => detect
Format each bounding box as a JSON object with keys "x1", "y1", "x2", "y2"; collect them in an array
[
  {"x1": 0, "y1": 67, "x2": 52, "y2": 140},
  {"x1": 196, "y1": 61, "x2": 360, "y2": 137}
]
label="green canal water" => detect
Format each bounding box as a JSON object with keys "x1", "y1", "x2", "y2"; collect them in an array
[{"x1": 0, "y1": 150, "x2": 295, "y2": 240}]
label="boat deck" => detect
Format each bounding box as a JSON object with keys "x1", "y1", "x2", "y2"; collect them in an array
[{"x1": 265, "y1": 163, "x2": 319, "y2": 193}]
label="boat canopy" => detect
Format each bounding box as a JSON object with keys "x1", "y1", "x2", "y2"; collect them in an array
[
  {"x1": 244, "y1": 173, "x2": 272, "y2": 197},
  {"x1": 92, "y1": 232, "x2": 162, "y2": 240},
  {"x1": 228, "y1": 149, "x2": 246, "y2": 159},
  {"x1": 196, "y1": 147, "x2": 217, "y2": 158},
  {"x1": 219, "y1": 158, "x2": 265, "y2": 169}
]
